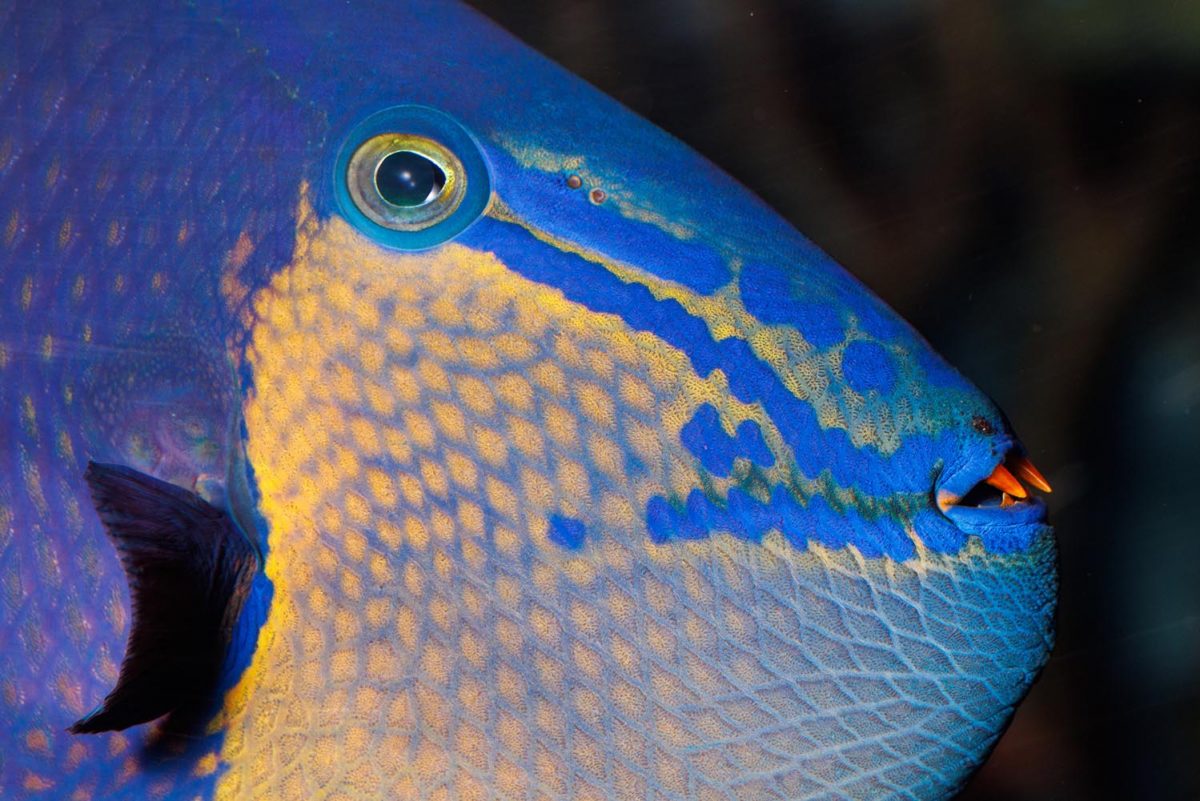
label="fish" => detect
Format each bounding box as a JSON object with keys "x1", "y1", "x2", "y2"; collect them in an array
[{"x1": 0, "y1": 1, "x2": 1057, "y2": 799}]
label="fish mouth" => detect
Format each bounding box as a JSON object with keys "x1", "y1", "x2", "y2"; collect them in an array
[{"x1": 936, "y1": 446, "x2": 1052, "y2": 529}]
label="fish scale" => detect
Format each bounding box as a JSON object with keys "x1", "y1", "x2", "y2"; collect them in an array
[{"x1": 0, "y1": 4, "x2": 306, "y2": 796}]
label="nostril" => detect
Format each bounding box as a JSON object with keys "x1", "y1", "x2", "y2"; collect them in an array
[{"x1": 972, "y1": 416, "x2": 995, "y2": 435}]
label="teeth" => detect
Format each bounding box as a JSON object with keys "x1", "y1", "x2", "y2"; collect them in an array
[
  {"x1": 984, "y1": 463, "x2": 1028, "y2": 499},
  {"x1": 1009, "y1": 454, "x2": 1052, "y2": 493},
  {"x1": 940, "y1": 452, "x2": 1052, "y2": 513}
]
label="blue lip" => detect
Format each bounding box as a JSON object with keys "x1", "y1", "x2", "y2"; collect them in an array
[
  {"x1": 936, "y1": 434, "x2": 1014, "y2": 499},
  {"x1": 942, "y1": 495, "x2": 1049, "y2": 530},
  {"x1": 934, "y1": 440, "x2": 1051, "y2": 539}
]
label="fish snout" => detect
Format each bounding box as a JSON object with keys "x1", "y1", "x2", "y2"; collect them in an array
[{"x1": 935, "y1": 429, "x2": 1053, "y2": 535}]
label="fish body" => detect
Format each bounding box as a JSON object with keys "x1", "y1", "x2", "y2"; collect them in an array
[{"x1": 0, "y1": 2, "x2": 1056, "y2": 800}]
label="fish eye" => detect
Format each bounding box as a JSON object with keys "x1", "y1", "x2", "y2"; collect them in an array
[
  {"x1": 335, "y1": 106, "x2": 491, "y2": 250},
  {"x1": 375, "y1": 150, "x2": 446, "y2": 208},
  {"x1": 348, "y1": 135, "x2": 461, "y2": 230}
]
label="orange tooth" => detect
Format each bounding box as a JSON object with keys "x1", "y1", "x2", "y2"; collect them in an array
[
  {"x1": 1010, "y1": 454, "x2": 1052, "y2": 493},
  {"x1": 1000, "y1": 492, "x2": 1017, "y2": 508},
  {"x1": 984, "y1": 464, "x2": 1028, "y2": 499}
]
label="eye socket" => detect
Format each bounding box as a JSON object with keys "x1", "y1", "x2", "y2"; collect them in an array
[
  {"x1": 335, "y1": 106, "x2": 491, "y2": 250},
  {"x1": 346, "y1": 134, "x2": 464, "y2": 232}
]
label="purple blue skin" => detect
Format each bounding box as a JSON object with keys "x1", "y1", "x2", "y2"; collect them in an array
[{"x1": 0, "y1": 1, "x2": 1056, "y2": 799}]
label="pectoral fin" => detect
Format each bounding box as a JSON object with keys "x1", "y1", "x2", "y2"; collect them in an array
[{"x1": 70, "y1": 461, "x2": 258, "y2": 734}]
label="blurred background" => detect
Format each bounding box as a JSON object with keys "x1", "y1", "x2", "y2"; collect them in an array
[{"x1": 469, "y1": 1, "x2": 1200, "y2": 798}]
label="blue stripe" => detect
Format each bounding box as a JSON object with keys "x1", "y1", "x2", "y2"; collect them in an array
[{"x1": 466, "y1": 216, "x2": 945, "y2": 497}]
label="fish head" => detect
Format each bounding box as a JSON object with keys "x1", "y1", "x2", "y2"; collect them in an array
[
  {"x1": 220, "y1": 2, "x2": 1057, "y2": 793},
  {"x1": 1, "y1": 1, "x2": 1056, "y2": 799},
  {"x1": 258, "y1": 0, "x2": 1054, "y2": 559}
]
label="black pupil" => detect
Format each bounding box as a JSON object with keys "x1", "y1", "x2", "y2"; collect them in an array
[{"x1": 375, "y1": 150, "x2": 445, "y2": 207}]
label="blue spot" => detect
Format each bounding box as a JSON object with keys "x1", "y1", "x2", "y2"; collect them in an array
[
  {"x1": 796, "y1": 302, "x2": 847, "y2": 348},
  {"x1": 680, "y1": 404, "x2": 775, "y2": 477},
  {"x1": 547, "y1": 514, "x2": 587, "y2": 550},
  {"x1": 738, "y1": 261, "x2": 799, "y2": 325},
  {"x1": 841, "y1": 340, "x2": 897, "y2": 394},
  {"x1": 735, "y1": 422, "x2": 774, "y2": 469},
  {"x1": 646, "y1": 496, "x2": 674, "y2": 544},
  {"x1": 862, "y1": 514, "x2": 915, "y2": 560}
]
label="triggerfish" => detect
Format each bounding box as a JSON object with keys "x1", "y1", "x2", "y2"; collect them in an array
[{"x1": 0, "y1": 2, "x2": 1056, "y2": 799}]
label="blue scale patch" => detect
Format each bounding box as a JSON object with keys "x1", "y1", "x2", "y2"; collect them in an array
[
  {"x1": 680, "y1": 404, "x2": 774, "y2": 477},
  {"x1": 841, "y1": 340, "x2": 898, "y2": 395},
  {"x1": 795, "y1": 301, "x2": 847, "y2": 348},
  {"x1": 646, "y1": 486, "x2": 917, "y2": 560},
  {"x1": 739, "y1": 258, "x2": 906, "y2": 340},
  {"x1": 547, "y1": 514, "x2": 588, "y2": 551},
  {"x1": 739, "y1": 261, "x2": 844, "y2": 339}
]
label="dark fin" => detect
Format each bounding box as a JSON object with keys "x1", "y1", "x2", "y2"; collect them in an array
[{"x1": 69, "y1": 461, "x2": 258, "y2": 734}]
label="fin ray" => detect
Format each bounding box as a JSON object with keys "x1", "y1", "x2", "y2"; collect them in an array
[{"x1": 70, "y1": 461, "x2": 258, "y2": 734}]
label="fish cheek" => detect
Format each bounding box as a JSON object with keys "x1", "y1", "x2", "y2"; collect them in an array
[{"x1": 78, "y1": 334, "x2": 237, "y2": 494}]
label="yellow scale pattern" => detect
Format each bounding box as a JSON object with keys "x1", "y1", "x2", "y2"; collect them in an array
[
  {"x1": 218, "y1": 200, "x2": 794, "y2": 798},
  {"x1": 213, "y1": 199, "x2": 1043, "y2": 800}
]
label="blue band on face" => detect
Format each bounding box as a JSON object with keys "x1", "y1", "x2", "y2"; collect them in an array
[{"x1": 333, "y1": 105, "x2": 492, "y2": 250}]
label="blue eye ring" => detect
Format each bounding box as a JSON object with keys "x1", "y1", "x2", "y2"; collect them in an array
[{"x1": 334, "y1": 105, "x2": 491, "y2": 250}]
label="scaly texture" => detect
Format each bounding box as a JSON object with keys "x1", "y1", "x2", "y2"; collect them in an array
[
  {"x1": 0, "y1": 1, "x2": 1056, "y2": 798},
  {"x1": 213, "y1": 203, "x2": 1055, "y2": 800}
]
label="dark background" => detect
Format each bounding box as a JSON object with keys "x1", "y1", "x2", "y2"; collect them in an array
[{"x1": 468, "y1": 1, "x2": 1200, "y2": 798}]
